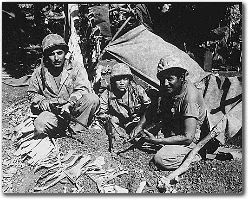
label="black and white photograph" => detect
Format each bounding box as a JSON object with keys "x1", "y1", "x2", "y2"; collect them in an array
[{"x1": 2, "y1": 2, "x2": 243, "y2": 194}]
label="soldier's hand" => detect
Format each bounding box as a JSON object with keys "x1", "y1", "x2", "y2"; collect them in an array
[
  {"x1": 142, "y1": 129, "x2": 158, "y2": 144},
  {"x1": 130, "y1": 125, "x2": 143, "y2": 139},
  {"x1": 39, "y1": 99, "x2": 51, "y2": 112},
  {"x1": 53, "y1": 98, "x2": 67, "y2": 105},
  {"x1": 60, "y1": 102, "x2": 72, "y2": 115}
]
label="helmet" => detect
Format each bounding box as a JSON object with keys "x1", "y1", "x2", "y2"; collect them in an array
[
  {"x1": 42, "y1": 34, "x2": 69, "y2": 54},
  {"x1": 157, "y1": 55, "x2": 188, "y2": 79},
  {"x1": 110, "y1": 63, "x2": 133, "y2": 80}
]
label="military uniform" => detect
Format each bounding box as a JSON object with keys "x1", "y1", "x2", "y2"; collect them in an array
[
  {"x1": 147, "y1": 54, "x2": 206, "y2": 170},
  {"x1": 153, "y1": 80, "x2": 206, "y2": 169},
  {"x1": 94, "y1": 63, "x2": 151, "y2": 138},
  {"x1": 97, "y1": 82, "x2": 151, "y2": 132},
  {"x1": 27, "y1": 34, "x2": 99, "y2": 135}
]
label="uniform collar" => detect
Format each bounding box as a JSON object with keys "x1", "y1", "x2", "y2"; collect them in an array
[{"x1": 42, "y1": 59, "x2": 73, "y2": 93}]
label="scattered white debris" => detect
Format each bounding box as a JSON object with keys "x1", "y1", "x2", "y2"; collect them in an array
[
  {"x1": 114, "y1": 185, "x2": 129, "y2": 193},
  {"x1": 136, "y1": 180, "x2": 146, "y2": 193},
  {"x1": 230, "y1": 151, "x2": 242, "y2": 160}
]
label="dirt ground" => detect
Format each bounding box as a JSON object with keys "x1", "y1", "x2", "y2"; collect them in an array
[{"x1": 1, "y1": 81, "x2": 243, "y2": 194}]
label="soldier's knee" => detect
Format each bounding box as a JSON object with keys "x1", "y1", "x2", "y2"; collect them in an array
[
  {"x1": 79, "y1": 93, "x2": 100, "y2": 107},
  {"x1": 154, "y1": 153, "x2": 164, "y2": 167},
  {"x1": 34, "y1": 111, "x2": 58, "y2": 135},
  {"x1": 88, "y1": 93, "x2": 100, "y2": 107},
  {"x1": 154, "y1": 151, "x2": 182, "y2": 170},
  {"x1": 34, "y1": 116, "x2": 47, "y2": 134}
]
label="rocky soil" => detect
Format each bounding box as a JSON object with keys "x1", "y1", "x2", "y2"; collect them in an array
[{"x1": 2, "y1": 82, "x2": 242, "y2": 194}]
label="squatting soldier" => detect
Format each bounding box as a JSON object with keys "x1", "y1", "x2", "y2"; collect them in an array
[
  {"x1": 92, "y1": 63, "x2": 151, "y2": 141},
  {"x1": 27, "y1": 34, "x2": 99, "y2": 136},
  {"x1": 132, "y1": 55, "x2": 206, "y2": 170}
]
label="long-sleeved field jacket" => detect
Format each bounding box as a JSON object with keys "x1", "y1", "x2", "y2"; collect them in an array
[{"x1": 27, "y1": 59, "x2": 92, "y2": 113}]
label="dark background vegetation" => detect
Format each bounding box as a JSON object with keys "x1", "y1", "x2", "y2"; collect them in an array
[
  {"x1": 147, "y1": 2, "x2": 242, "y2": 68},
  {"x1": 2, "y1": 2, "x2": 242, "y2": 78}
]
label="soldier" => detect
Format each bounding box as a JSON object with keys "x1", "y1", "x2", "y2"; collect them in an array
[
  {"x1": 93, "y1": 63, "x2": 151, "y2": 140},
  {"x1": 132, "y1": 55, "x2": 206, "y2": 170},
  {"x1": 27, "y1": 34, "x2": 99, "y2": 136}
]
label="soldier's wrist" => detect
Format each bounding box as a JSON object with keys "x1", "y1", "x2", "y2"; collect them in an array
[
  {"x1": 67, "y1": 100, "x2": 75, "y2": 107},
  {"x1": 39, "y1": 98, "x2": 47, "y2": 105},
  {"x1": 136, "y1": 125, "x2": 143, "y2": 130}
]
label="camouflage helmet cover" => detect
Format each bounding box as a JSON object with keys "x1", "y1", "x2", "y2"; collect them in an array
[
  {"x1": 110, "y1": 63, "x2": 133, "y2": 80},
  {"x1": 42, "y1": 34, "x2": 69, "y2": 54},
  {"x1": 157, "y1": 55, "x2": 188, "y2": 79}
]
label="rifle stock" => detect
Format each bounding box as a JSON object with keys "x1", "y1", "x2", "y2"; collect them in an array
[
  {"x1": 52, "y1": 105, "x2": 88, "y2": 131},
  {"x1": 128, "y1": 121, "x2": 162, "y2": 142},
  {"x1": 104, "y1": 117, "x2": 113, "y2": 152}
]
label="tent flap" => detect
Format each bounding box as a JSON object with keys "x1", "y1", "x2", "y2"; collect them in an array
[
  {"x1": 105, "y1": 25, "x2": 209, "y2": 87},
  {"x1": 203, "y1": 75, "x2": 242, "y2": 144},
  {"x1": 102, "y1": 25, "x2": 242, "y2": 145}
]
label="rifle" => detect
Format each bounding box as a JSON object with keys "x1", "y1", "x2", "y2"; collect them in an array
[
  {"x1": 104, "y1": 117, "x2": 113, "y2": 152},
  {"x1": 127, "y1": 121, "x2": 163, "y2": 142},
  {"x1": 60, "y1": 111, "x2": 89, "y2": 131},
  {"x1": 117, "y1": 121, "x2": 163, "y2": 155},
  {"x1": 52, "y1": 105, "x2": 89, "y2": 132},
  {"x1": 104, "y1": 115, "x2": 128, "y2": 153}
]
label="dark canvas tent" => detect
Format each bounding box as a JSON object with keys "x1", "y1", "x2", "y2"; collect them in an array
[
  {"x1": 103, "y1": 25, "x2": 208, "y2": 88},
  {"x1": 100, "y1": 24, "x2": 242, "y2": 145},
  {"x1": 202, "y1": 74, "x2": 242, "y2": 144}
]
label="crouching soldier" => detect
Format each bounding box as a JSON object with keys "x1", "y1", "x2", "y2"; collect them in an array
[
  {"x1": 93, "y1": 63, "x2": 151, "y2": 144},
  {"x1": 131, "y1": 55, "x2": 206, "y2": 170},
  {"x1": 27, "y1": 34, "x2": 99, "y2": 136}
]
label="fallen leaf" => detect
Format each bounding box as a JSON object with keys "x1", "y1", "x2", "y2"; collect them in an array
[
  {"x1": 3, "y1": 159, "x2": 11, "y2": 166},
  {"x1": 9, "y1": 167, "x2": 17, "y2": 173},
  {"x1": 171, "y1": 189, "x2": 177, "y2": 193},
  {"x1": 3, "y1": 173, "x2": 13, "y2": 178},
  {"x1": 71, "y1": 187, "x2": 77, "y2": 193},
  {"x1": 4, "y1": 167, "x2": 18, "y2": 177},
  {"x1": 2, "y1": 135, "x2": 11, "y2": 140}
]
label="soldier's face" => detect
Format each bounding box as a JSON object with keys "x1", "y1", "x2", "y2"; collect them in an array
[
  {"x1": 114, "y1": 76, "x2": 130, "y2": 92},
  {"x1": 48, "y1": 49, "x2": 66, "y2": 68},
  {"x1": 159, "y1": 74, "x2": 182, "y2": 95}
]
